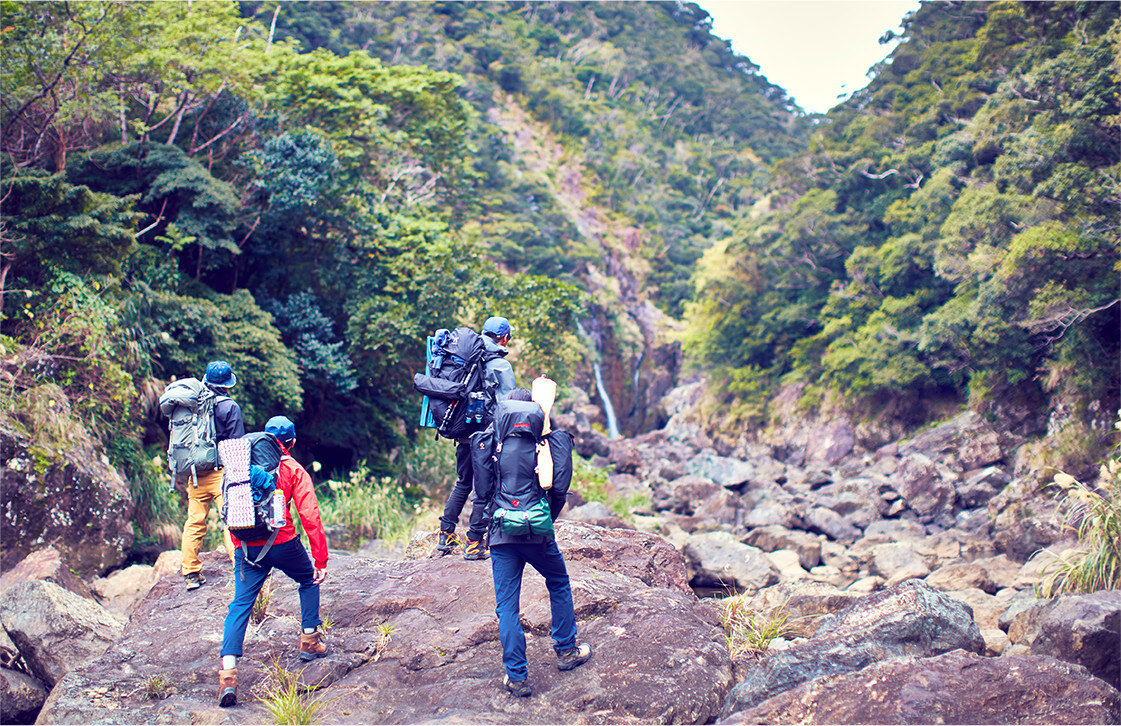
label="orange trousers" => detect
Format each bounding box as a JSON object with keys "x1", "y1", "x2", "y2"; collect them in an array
[{"x1": 180, "y1": 468, "x2": 234, "y2": 574}]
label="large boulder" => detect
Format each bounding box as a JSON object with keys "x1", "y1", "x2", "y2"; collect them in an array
[
  {"x1": 742, "y1": 526, "x2": 822, "y2": 570},
  {"x1": 38, "y1": 523, "x2": 734, "y2": 724},
  {"x1": 1, "y1": 424, "x2": 133, "y2": 577},
  {"x1": 0, "y1": 666, "x2": 48, "y2": 725},
  {"x1": 0, "y1": 546, "x2": 93, "y2": 600},
  {"x1": 924, "y1": 562, "x2": 996, "y2": 594},
  {"x1": 895, "y1": 453, "x2": 956, "y2": 523},
  {"x1": 564, "y1": 502, "x2": 634, "y2": 530},
  {"x1": 724, "y1": 650, "x2": 1121, "y2": 725},
  {"x1": 653, "y1": 474, "x2": 720, "y2": 515},
  {"x1": 800, "y1": 506, "x2": 861, "y2": 543},
  {"x1": 684, "y1": 532, "x2": 780, "y2": 593},
  {"x1": 1031, "y1": 590, "x2": 1121, "y2": 690},
  {"x1": 89, "y1": 564, "x2": 159, "y2": 620},
  {"x1": 722, "y1": 579, "x2": 984, "y2": 715},
  {"x1": 870, "y1": 541, "x2": 931, "y2": 585},
  {"x1": 898, "y1": 411, "x2": 1005, "y2": 472},
  {"x1": 683, "y1": 452, "x2": 754, "y2": 488},
  {"x1": 0, "y1": 580, "x2": 123, "y2": 688}
]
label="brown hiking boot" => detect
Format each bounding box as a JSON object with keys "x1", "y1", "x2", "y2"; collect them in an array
[
  {"x1": 299, "y1": 630, "x2": 328, "y2": 661},
  {"x1": 218, "y1": 668, "x2": 237, "y2": 707}
]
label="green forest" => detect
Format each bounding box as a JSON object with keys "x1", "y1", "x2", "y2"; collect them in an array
[{"x1": 2, "y1": 1, "x2": 1118, "y2": 543}]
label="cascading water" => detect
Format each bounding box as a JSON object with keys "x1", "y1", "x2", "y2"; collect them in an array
[
  {"x1": 593, "y1": 361, "x2": 621, "y2": 440},
  {"x1": 578, "y1": 321, "x2": 622, "y2": 440}
]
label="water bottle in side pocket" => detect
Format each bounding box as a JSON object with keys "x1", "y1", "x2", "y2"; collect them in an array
[{"x1": 269, "y1": 489, "x2": 287, "y2": 529}]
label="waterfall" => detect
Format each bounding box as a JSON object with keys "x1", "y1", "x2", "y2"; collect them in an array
[
  {"x1": 593, "y1": 362, "x2": 621, "y2": 440},
  {"x1": 578, "y1": 320, "x2": 622, "y2": 440}
]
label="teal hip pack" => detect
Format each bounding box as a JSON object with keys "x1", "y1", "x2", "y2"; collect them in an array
[{"x1": 493, "y1": 497, "x2": 553, "y2": 537}]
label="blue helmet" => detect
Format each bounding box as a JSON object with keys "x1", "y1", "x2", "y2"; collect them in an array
[
  {"x1": 265, "y1": 415, "x2": 296, "y2": 445},
  {"x1": 204, "y1": 360, "x2": 236, "y2": 388},
  {"x1": 482, "y1": 316, "x2": 512, "y2": 339}
]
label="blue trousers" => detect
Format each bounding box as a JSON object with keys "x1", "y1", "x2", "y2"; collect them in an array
[
  {"x1": 490, "y1": 540, "x2": 578, "y2": 681},
  {"x1": 220, "y1": 538, "x2": 321, "y2": 657}
]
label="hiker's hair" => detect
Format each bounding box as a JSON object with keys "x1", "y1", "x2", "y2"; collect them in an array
[{"x1": 507, "y1": 388, "x2": 532, "y2": 401}]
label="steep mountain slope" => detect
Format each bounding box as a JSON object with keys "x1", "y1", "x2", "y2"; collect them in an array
[
  {"x1": 686, "y1": 1, "x2": 1119, "y2": 468},
  {"x1": 242, "y1": 0, "x2": 810, "y2": 435}
]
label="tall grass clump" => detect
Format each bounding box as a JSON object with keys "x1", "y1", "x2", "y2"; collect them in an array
[
  {"x1": 718, "y1": 595, "x2": 790, "y2": 659},
  {"x1": 401, "y1": 435, "x2": 456, "y2": 496},
  {"x1": 259, "y1": 661, "x2": 330, "y2": 725},
  {"x1": 1037, "y1": 426, "x2": 1121, "y2": 597},
  {"x1": 573, "y1": 454, "x2": 650, "y2": 521},
  {"x1": 320, "y1": 461, "x2": 416, "y2": 544}
]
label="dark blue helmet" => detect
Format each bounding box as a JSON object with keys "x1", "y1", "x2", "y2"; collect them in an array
[{"x1": 205, "y1": 360, "x2": 236, "y2": 388}]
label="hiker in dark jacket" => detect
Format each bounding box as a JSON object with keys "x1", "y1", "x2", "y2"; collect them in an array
[
  {"x1": 218, "y1": 416, "x2": 329, "y2": 708},
  {"x1": 472, "y1": 388, "x2": 592, "y2": 698},
  {"x1": 180, "y1": 360, "x2": 244, "y2": 590},
  {"x1": 437, "y1": 316, "x2": 516, "y2": 560}
]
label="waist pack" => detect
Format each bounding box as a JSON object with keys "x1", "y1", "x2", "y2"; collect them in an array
[{"x1": 493, "y1": 497, "x2": 553, "y2": 536}]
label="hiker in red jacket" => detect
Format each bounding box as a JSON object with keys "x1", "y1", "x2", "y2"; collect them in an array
[{"x1": 217, "y1": 416, "x2": 329, "y2": 708}]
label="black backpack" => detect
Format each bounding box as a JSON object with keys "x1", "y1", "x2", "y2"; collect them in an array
[
  {"x1": 220, "y1": 432, "x2": 286, "y2": 566},
  {"x1": 413, "y1": 327, "x2": 499, "y2": 440},
  {"x1": 470, "y1": 400, "x2": 574, "y2": 536}
]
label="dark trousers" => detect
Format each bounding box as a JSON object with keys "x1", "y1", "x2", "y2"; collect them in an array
[
  {"x1": 490, "y1": 540, "x2": 578, "y2": 681},
  {"x1": 220, "y1": 538, "x2": 320, "y2": 657},
  {"x1": 439, "y1": 440, "x2": 487, "y2": 541}
]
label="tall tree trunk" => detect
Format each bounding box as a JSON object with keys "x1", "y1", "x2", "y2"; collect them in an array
[
  {"x1": 118, "y1": 83, "x2": 128, "y2": 143},
  {"x1": 166, "y1": 91, "x2": 189, "y2": 147}
]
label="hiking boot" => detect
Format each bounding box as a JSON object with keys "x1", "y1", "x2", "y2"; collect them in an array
[
  {"x1": 463, "y1": 538, "x2": 488, "y2": 560},
  {"x1": 436, "y1": 530, "x2": 459, "y2": 554},
  {"x1": 299, "y1": 630, "x2": 328, "y2": 661},
  {"x1": 557, "y1": 643, "x2": 592, "y2": 671},
  {"x1": 218, "y1": 668, "x2": 237, "y2": 707},
  {"x1": 185, "y1": 572, "x2": 205, "y2": 590},
  {"x1": 503, "y1": 674, "x2": 532, "y2": 698}
]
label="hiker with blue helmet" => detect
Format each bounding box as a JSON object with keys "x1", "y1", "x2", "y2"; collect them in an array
[
  {"x1": 180, "y1": 361, "x2": 244, "y2": 591},
  {"x1": 217, "y1": 415, "x2": 329, "y2": 708},
  {"x1": 437, "y1": 316, "x2": 516, "y2": 560}
]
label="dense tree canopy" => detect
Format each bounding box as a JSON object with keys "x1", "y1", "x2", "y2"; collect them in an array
[
  {"x1": 2, "y1": 0, "x2": 1116, "y2": 530},
  {"x1": 687, "y1": 1, "x2": 1119, "y2": 442}
]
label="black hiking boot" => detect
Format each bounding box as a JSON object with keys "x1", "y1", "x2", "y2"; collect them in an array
[
  {"x1": 557, "y1": 643, "x2": 592, "y2": 671},
  {"x1": 185, "y1": 572, "x2": 206, "y2": 591},
  {"x1": 503, "y1": 675, "x2": 532, "y2": 697},
  {"x1": 436, "y1": 530, "x2": 459, "y2": 554},
  {"x1": 463, "y1": 538, "x2": 488, "y2": 560}
]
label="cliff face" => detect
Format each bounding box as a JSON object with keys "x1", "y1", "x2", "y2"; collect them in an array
[{"x1": 1, "y1": 389, "x2": 134, "y2": 578}]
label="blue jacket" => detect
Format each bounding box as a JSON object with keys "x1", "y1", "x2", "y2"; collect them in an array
[{"x1": 208, "y1": 388, "x2": 245, "y2": 441}]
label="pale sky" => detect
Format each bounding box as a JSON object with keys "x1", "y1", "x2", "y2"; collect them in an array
[{"x1": 698, "y1": 1, "x2": 921, "y2": 113}]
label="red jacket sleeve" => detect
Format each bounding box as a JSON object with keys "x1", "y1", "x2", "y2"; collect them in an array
[{"x1": 282, "y1": 457, "x2": 329, "y2": 568}]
